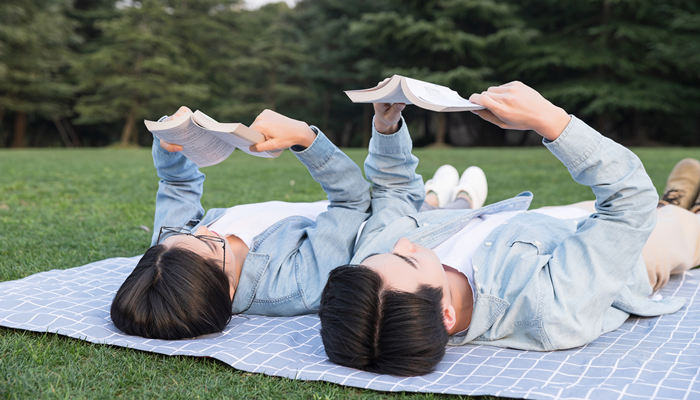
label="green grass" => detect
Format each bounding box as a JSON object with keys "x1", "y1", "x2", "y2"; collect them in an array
[{"x1": 1, "y1": 146, "x2": 699, "y2": 399}]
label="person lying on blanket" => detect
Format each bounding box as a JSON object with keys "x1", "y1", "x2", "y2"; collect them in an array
[
  {"x1": 318, "y1": 81, "x2": 700, "y2": 376},
  {"x1": 110, "y1": 107, "x2": 377, "y2": 339}
]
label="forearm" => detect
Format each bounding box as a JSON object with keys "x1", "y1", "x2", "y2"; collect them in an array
[
  {"x1": 364, "y1": 116, "x2": 424, "y2": 210},
  {"x1": 293, "y1": 128, "x2": 370, "y2": 212},
  {"x1": 544, "y1": 115, "x2": 658, "y2": 232},
  {"x1": 150, "y1": 137, "x2": 206, "y2": 245}
]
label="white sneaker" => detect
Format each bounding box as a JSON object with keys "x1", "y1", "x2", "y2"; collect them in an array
[
  {"x1": 455, "y1": 166, "x2": 487, "y2": 209},
  {"x1": 424, "y1": 164, "x2": 459, "y2": 207}
]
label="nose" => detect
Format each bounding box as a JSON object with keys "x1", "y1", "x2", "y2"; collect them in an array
[
  {"x1": 393, "y1": 237, "x2": 416, "y2": 253},
  {"x1": 195, "y1": 225, "x2": 212, "y2": 236}
]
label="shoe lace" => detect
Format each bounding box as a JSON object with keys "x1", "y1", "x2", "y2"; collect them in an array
[{"x1": 662, "y1": 189, "x2": 684, "y2": 205}]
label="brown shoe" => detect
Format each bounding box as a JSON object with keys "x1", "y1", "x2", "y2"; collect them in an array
[
  {"x1": 659, "y1": 158, "x2": 700, "y2": 210},
  {"x1": 692, "y1": 191, "x2": 700, "y2": 214}
]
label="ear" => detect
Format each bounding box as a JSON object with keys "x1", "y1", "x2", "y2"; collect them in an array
[{"x1": 442, "y1": 304, "x2": 457, "y2": 333}]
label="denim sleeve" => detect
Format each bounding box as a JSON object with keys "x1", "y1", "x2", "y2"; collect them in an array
[
  {"x1": 292, "y1": 128, "x2": 370, "y2": 213},
  {"x1": 149, "y1": 136, "x2": 206, "y2": 245},
  {"x1": 290, "y1": 128, "x2": 371, "y2": 308},
  {"x1": 541, "y1": 116, "x2": 658, "y2": 348},
  {"x1": 363, "y1": 116, "x2": 424, "y2": 216}
]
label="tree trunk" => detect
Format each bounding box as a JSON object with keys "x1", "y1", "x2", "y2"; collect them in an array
[
  {"x1": 12, "y1": 111, "x2": 27, "y2": 148},
  {"x1": 64, "y1": 119, "x2": 81, "y2": 146},
  {"x1": 361, "y1": 105, "x2": 371, "y2": 148},
  {"x1": 120, "y1": 108, "x2": 137, "y2": 146},
  {"x1": 54, "y1": 118, "x2": 72, "y2": 147},
  {"x1": 340, "y1": 121, "x2": 353, "y2": 147},
  {"x1": 321, "y1": 90, "x2": 331, "y2": 140},
  {"x1": 434, "y1": 113, "x2": 447, "y2": 146}
]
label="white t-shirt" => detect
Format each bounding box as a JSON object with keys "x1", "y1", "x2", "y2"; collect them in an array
[
  {"x1": 433, "y1": 205, "x2": 592, "y2": 299},
  {"x1": 208, "y1": 200, "x2": 329, "y2": 247},
  {"x1": 207, "y1": 199, "x2": 592, "y2": 291}
]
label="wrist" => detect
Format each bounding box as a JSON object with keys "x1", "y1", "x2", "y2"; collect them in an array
[
  {"x1": 535, "y1": 106, "x2": 570, "y2": 141},
  {"x1": 374, "y1": 117, "x2": 400, "y2": 134},
  {"x1": 297, "y1": 124, "x2": 317, "y2": 148}
]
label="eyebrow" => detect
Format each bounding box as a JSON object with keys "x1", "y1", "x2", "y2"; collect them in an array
[
  {"x1": 198, "y1": 237, "x2": 217, "y2": 253},
  {"x1": 392, "y1": 253, "x2": 418, "y2": 269}
]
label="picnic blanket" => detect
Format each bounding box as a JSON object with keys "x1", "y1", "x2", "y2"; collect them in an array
[{"x1": 1, "y1": 256, "x2": 698, "y2": 400}]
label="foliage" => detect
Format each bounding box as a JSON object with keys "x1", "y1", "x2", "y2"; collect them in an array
[
  {"x1": 502, "y1": 0, "x2": 700, "y2": 144},
  {"x1": 0, "y1": 0, "x2": 698, "y2": 147},
  {"x1": 72, "y1": 0, "x2": 211, "y2": 145},
  {"x1": 0, "y1": 0, "x2": 78, "y2": 146}
]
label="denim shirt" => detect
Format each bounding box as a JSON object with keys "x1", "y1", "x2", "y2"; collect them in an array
[
  {"x1": 149, "y1": 128, "x2": 371, "y2": 316},
  {"x1": 352, "y1": 116, "x2": 686, "y2": 351}
]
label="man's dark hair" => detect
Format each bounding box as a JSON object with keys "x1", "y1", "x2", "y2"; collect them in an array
[
  {"x1": 110, "y1": 245, "x2": 232, "y2": 339},
  {"x1": 319, "y1": 265, "x2": 448, "y2": 376}
]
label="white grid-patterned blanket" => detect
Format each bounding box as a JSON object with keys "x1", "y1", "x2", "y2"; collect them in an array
[{"x1": 1, "y1": 256, "x2": 698, "y2": 399}]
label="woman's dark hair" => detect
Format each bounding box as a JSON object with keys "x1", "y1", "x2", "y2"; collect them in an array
[
  {"x1": 110, "y1": 245, "x2": 232, "y2": 340},
  {"x1": 319, "y1": 265, "x2": 448, "y2": 376}
]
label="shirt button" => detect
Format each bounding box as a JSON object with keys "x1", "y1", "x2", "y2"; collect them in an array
[
  {"x1": 534, "y1": 240, "x2": 542, "y2": 247},
  {"x1": 484, "y1": 241, "x2": 492, "y2": 247},
  {"x1": 473, "y1": 264, "x2": 479, "y2": 272}
]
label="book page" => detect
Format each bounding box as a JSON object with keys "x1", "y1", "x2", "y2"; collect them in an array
[
  {"x1": 193, "y1": 111, "x2": 280, "y2": 158},
  {"x1": 403, "y1": 77, "x2": 483, "y2": 109},
  {"x1": 150, "y1": 118, "x2": 234, "y2": 167}
]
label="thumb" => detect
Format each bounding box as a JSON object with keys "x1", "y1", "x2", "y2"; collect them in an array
[
  {"x1": 470, "y1": 109, "x2": 508, "y2": 129},
  {"x1": 250, "y1": 138, "x2": 283, "y2": 153}
]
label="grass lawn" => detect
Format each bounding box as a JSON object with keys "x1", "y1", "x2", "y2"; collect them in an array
[{"x1": 1, "y1": 145, "x2": 699, "y2": 399}]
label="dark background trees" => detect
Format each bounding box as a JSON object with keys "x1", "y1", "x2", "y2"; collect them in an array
[{"x1": 0, "y1": 0, "x2": 698, "y2": 148}]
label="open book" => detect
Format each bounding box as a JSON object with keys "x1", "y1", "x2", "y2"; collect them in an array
[
  {"x1": 144, "y1": 109, "x2": 280, "y2": 167},
  {"x1": 344, "y1": 75, "x2": 484, "y2": 112}
]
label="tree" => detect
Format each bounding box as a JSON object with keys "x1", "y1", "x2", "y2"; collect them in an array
[
  {"x1": 321, "y1": 0, "x2": 534, "y2": 145},
  {"x1": 199, "y1": 2, "x2": 312, "y2": 126},
  {"x1": 73, "y1": 0, "x2": 210, "y2": 145},
  {"x1": 503, "y1": 0, "x2": 700, "y2": 145},
  {"x1": 0, "y1": 0, "x2": 78, "y2": 147}
]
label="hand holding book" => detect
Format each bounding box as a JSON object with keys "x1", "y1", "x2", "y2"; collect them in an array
[
  {"x1": 144, "y1": 107, "x2": 282, "y2": 167},
  {"x1": 468, "y1": 81, "x2": 570, "y2": 141},
  {"x1": 373, "y1": 102, "x2": 405, "y2": 134},
  {"x1": 345, "y1": 75, "x2": 484, "y2": 112},
  {"x1": 249, "y1": 109, "x2": 317, "y2": 151}
]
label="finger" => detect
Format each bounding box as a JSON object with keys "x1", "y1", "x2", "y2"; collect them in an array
[
  {"x1": 469, "y1": 92, "x2": 503, "y2": 113},
  {"x1": 249, "y1": 120, "x2": 270, "y2": 138},
  {"x1": 173, "y1": 106, "x2": 192, "y2": 117},
  {"x1": 160, "y1": 140, "x2": 183, "y2": 152},
  {"x1": 484, "y1": 85, "x2": 509, "y2": 94},
  {"x1": 377, "y1": 77, "x2": 391, "y2": 86},
  {"x1": 392, "y1": 103, "x2": 406, "y2": 112},
  {"x1": 385, "y1": 103, "x2": 405, "y2": 122},
  {"x1": 470, "y1": 109, "x2": 508, "y2": 129}
]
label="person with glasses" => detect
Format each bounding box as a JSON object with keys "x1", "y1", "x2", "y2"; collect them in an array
[{"x1": 110, "y1": 105, "x2": 405, "y2": 340}]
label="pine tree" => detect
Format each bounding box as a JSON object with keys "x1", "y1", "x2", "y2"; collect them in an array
[
  {"x1": 202, "y1": 2, "x2": 312, "y2": 125},
  {"x1": 503, "y1": 0, "x2": 700, "y2": 144},
  {"x1": 0, "y1": 0, "x2": 78, "y2": 147},
  {"x1": 302, "y1": 0, "x2": 534, "y2": 145},
  {"x1": 73, "y1": 0, "x2": 209, "y2": 145}
]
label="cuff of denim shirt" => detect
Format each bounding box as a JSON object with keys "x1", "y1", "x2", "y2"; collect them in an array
[
  {"x1": 292, "y1": 126, "x2": 336, "y2": 170},
  {"x1": 370, "y1": 116, "x2": 411, "y2": 154},
  {"x1": 151, "y1": 134, "x2": 196, "y2": 176},
  {"x1": 543, "y1": 115, "x2": 604, "y2": 173}
]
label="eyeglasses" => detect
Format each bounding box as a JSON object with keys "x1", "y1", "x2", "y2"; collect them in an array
[{"x1": 157, "y1": 226, "x2": 227, "y2": 272}]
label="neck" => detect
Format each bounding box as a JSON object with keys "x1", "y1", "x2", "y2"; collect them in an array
[
  {"x1": 444, "y1": 264, "x2": 474, "y2": 335},
  {"x1": 225, "y1": 234, "x2": 249, "y2": 293}
]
